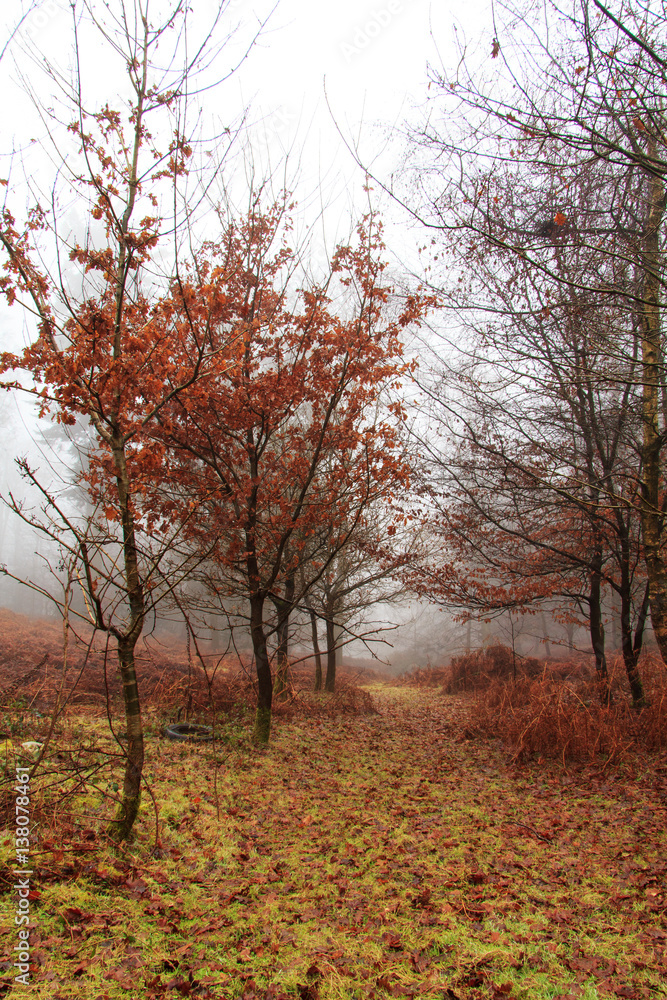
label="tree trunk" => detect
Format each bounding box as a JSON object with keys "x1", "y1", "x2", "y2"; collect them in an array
[
  {"x1": 309, "y1": 607, "x2": 323, "y2": 691},
  {"x1": 639, "y1": 153, "x2": 667, "y2": 664},
  {"x1": 273, "y1": 574, "x2": 294, "y2": 700},
  {"x1": 633, "y1": 583, "x2": 651, "y2": 686},
  {"x1": 110, "y1": 636, "x2": 145, "y2": 840},
  {"x1": 617, "y1": 553, "x2": 647, "y2": 708},
  {"x1": 610, "y1": 588, "x2": 620, "y2": 651},
  {"x1": 108, "y1": 446, "x2": 146, "y2": 842},
  {"x1": 589, "y1": 553, "x2": 611, "y2": 706},
  {"x1": 540, "y1": 612, "x2": 552, "y2": 658},
  {"x1": 250, "y1": 592, "x2": 272, "y2": 743},
  {"x1": 324, "y1": 615, "x2": 336, "y2": 693}
]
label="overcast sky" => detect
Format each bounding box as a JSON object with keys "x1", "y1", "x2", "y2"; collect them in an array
[
  {"x1": 0, "y1": 0, "x2": 500, "y2": 402},
  {"x1": 0, "y1": 0, "x2": 498, "y2": 360},
  {"x1": 0, "y1": 0, "x2": 492, "y2": 640},
  {"x1": 3, "y1": 0, "x2": 494, "y2": 213},
  {"x1": 0, "y1": 0, "x2": 496, "y2": 438}
]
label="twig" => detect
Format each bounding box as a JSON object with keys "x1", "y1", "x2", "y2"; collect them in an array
[{"x1": 504, "y1": 820, "x2": 554, "y2": 843}]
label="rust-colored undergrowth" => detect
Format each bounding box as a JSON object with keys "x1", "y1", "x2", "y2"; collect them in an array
[
  {"x1": 443, "y1": 645, "x2": 667, "y2": 762},
  {"x1": 1, "y1": 618, "x2": 666, "y2": 1000},
  {"x1": 0, "y1": 609, "x2": 379, "y2": 722}
]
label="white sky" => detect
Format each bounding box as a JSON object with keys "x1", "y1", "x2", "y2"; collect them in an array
[
  {"x1": 0, "y1": 0, "x2": 493, "y2": 642},
  {"x1": 0, "y1": 0, "x2": 498, "y2": 355},
  {"x1": 2, "y1": 0, "x2": 494, "y2": 216},
  {"x1": 230, "y1": 0, "x2": 495, "y2": 217},
  {"x1": 0, "y1": 0, "x2": 500, "y2": 432}
]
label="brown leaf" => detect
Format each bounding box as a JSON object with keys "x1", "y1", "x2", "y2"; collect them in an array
[
  {"x1": 298, "y1": 984, "x2": 319, "y2": 1000},
  {"x1": 410, "y1": 887, "x2": 431, "y2": 908},
  {"x1": 104, "y1": 968, "x2": 134, "y2": 990},
  {"x1": 382, "y1": 932, "x2": 402, "y2": 950},
  {"x1": 410, "y1": 951, "x2": 430, "y2": 973}
]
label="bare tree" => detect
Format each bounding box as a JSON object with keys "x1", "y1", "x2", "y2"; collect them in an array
[
  {"x1": 151, "y1": 198, "x2": 425, "y2": 742},
  {"x1": 384, "y1": 0, "x2": 667, "y2": 671}
]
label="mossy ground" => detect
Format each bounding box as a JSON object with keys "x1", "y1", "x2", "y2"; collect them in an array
[{"x1": 1, "y1": 685, "x2": 666, "y2": 999}]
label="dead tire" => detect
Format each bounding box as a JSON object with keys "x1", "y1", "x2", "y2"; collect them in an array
[{"x1": 163, "y1": 723, "x2": 213, "y2": 742}]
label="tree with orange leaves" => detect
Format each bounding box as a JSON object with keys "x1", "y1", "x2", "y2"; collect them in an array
[
  {"x1": 154, "y1": 196, "x2": 430, "y2": 742},
  {"x1": 0, "y1": 0, "x2": 265, "y2": 840}
]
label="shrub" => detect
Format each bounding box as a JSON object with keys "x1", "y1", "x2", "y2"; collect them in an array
[
  {"x1": 463, "y1": 650, "x2": 667, "y2": 761},
  {"x1": 445, "y1": 643, "x2": 543, "y2": 693},
  {"x1": 396, "y1": 666, "x2": 449, "y2": 688}
]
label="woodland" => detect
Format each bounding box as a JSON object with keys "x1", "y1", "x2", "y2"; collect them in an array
[{"x1": 0, "y1": 0, "x2": 667, "y2": 998}]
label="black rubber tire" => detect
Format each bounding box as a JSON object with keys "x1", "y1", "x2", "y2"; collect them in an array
[{"x1": 163, "y1": 723, "x2": 213, "y2": 742}]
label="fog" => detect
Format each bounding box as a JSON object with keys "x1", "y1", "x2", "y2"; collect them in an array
[{"x1": 2, "y1": 0, "x2": 615, "y2": 674}]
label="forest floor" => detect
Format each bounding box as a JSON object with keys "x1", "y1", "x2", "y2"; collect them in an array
[{"x1": 1, "y1": 683, "x2": 667, "y2": 1000}]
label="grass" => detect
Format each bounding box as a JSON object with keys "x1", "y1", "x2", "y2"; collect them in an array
[{"x1": 1, "y1": 684, "x2": 666, "y2": 999}]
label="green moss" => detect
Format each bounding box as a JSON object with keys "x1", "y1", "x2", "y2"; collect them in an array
[
  {"x1": 252, "y1": 704, "x2": 271, "y2": 744},
  {"x1": 3, "y1": 687, "x2": 664, "y2": 1000}
]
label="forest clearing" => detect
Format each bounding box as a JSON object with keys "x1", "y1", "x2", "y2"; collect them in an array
[
  {"x1": 2, "y1": 1, "x2": 667, "y2": 996},
  {"x1": 1, "y1": 613, "x2": 666, "y2": 1000}
]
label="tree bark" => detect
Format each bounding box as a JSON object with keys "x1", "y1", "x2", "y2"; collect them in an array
[
  {"x1": 250, "y1": 592, "x2": 272, "y2": 743},
  {"x1": 589, "y1": 550, "x2": 611, "y2": 706},
  {"x1": 639, "y1": 152, "x2": 667, "y2": 664},
  {"x1": 107, "y1": 445, "x2": 146, "y2": 841},
  {"x1": 273, "y1": 573, "x2": 294, "y2": 700},
  {"x1": 111, "y1": 636, "x2": 145, "y2": 840},
  {"x1": 540, "y1": 612, "x2": 552, "y2": 658},
  {"x1": 324, "y1": 614, "x2": 336, "y2": 693},
  {"x1": 308, "y1": 606, "x2": 323, "y2": 691},
  {"x1": 106, "y1": 35, "x2": 149, "y2": 841},
  {"x1": 617, "y1": 549, "x2": 647, "y2": 708}
]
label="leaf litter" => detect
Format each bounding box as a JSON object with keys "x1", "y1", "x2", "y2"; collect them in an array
[{"x1": 1, "y1": 684, "x2": 666, "y2": 1000}]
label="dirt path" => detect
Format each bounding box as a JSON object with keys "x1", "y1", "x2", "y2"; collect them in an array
[{"x1": 2, "y1": 685, "x2": 666, "y2": 999}]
